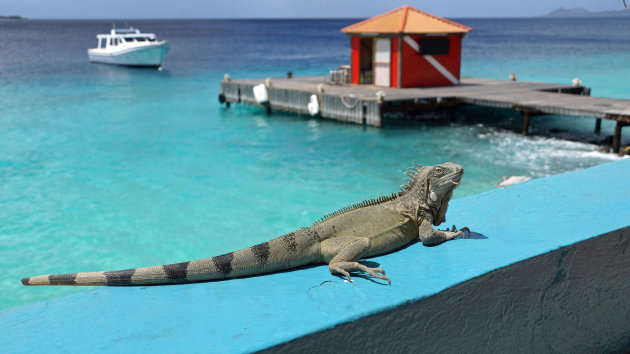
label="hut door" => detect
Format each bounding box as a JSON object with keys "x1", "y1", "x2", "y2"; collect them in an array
[
  {"x1": 374, "y1": 39, "x2": 391, "y2": 87},
  {"x1": 359, "y1": 38, "x2": 373, "y2": 84}
]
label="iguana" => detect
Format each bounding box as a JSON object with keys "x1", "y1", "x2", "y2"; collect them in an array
[{"x1": 22, "y1": 162, "x2": 468, "y2": 286}]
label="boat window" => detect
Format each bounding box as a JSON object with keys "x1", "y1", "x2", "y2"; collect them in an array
[
  {"x1": 99, "y1": 38, "x2": 106, "y2": 48},
  {"x1": 136, "y1": 38, "x2": 145, "y2": 42}
]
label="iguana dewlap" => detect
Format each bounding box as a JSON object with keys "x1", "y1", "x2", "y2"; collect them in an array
[{"x1": 22, "y1": 162, "x2": 467, "y2": 286}]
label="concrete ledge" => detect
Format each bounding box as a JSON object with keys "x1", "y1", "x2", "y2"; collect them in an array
[
  {"x1": 265, "y1": 226, "x2": 630, "y2": 353},
  {"x1": 1, "y1": 159, "x2": 629, "y2": 353}
]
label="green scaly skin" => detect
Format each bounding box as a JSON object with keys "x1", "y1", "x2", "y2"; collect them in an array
[{"x1": 22, "y1": 162, "x2": 467, "y2": 286}]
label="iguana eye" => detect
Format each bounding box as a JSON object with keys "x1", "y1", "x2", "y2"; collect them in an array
[{"x1": 435, "y1": 167, "x2": 443, "y2": 174}]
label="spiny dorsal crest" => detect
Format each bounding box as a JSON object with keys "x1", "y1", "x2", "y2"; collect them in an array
[
  {"x1": 312, "y1": 193, "x2": 399, "y2": 226},
  {"x1": 399, "y1": 163, "x2": 423, "y2": 192},
  {"x1": 312, "y1": 163, "x2": 423, "y2": 226}
]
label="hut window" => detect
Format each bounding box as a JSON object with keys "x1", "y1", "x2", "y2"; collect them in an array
[{"x1": 418, "y1": 38, "x2": 450, "y2": 55}]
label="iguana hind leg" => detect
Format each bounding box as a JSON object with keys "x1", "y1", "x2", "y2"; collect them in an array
[{"x1": 321, "y1": 236, "x2": 391, "y2": 285}]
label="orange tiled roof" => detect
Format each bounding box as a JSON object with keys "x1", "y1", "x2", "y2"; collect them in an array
[{"x1": 341, "y1": 6, "x2": 471, "y2": 35}]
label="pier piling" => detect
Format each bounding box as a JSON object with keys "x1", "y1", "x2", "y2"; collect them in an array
[
  {"x1": 613, "y1": 121, "x2": 625, "y2": 154},
  {"x1": 595, "y1": 118, "x2": 602, "y2": 133}
]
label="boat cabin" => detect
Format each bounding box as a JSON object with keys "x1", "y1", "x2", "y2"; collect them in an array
[
  {"x1": 95, "y1": 28, "x2": 157, "y2": 49},
  {"x1": 341, "y1": 6, "x2": 472, "y2": 88}
]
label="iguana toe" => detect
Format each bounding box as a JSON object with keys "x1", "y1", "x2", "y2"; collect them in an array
[
  {"x1": 363, "y1": 267, "x2": 391, "y2": 285},
  {"x1": 449, "y1": 225, "x2": 471, "y2": 238}
]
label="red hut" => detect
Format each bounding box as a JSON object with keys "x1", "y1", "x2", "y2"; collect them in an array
[{"x1": 341, "y1": 6, "x2": 472, "y2": 88}]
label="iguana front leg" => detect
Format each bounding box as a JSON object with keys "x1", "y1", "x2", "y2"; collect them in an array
[
  {"x1": 321, "y1": 236, "x2": 391, "y2": 284},
  {"x1": 418, "y1": 220, "x2": 468, "y2": 245}
]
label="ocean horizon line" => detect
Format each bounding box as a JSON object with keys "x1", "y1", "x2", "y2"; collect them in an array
[{"x1": 6, "y1": 14, "x2": 628, "y2": 21}]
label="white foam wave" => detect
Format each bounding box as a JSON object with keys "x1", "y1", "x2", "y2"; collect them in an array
[{"x1": 470, "y1": 128, "x2": 623, "y2": 177}]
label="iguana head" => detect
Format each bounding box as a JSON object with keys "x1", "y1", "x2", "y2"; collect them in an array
[{"x1": 403, "y1": 162, "x2": 463, "y2": 226}]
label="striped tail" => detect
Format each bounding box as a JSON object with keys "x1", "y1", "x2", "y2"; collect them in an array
[
  {"x1": 22, "y1": 231, "x2": 321, "y2": 286},
  {"x1": 22, "y1": 262, "x2": 196, "y2": 286}
]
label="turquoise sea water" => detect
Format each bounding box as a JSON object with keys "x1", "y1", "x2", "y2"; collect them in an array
[{"x1": 1, "y1": 18, "x2": 628, "y2": 309}]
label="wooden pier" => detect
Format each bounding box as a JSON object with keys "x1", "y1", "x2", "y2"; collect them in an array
[{"x1": 219, "y1": 76, "x2": 629, "y2": 153}]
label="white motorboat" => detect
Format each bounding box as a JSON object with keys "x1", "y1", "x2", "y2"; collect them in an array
[{"x1": 88, "y1": 27, "x2": 169, "y2": 67}]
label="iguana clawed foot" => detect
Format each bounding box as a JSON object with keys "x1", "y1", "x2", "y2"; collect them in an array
[
  {"x1": 329, "y1": 261, "x2": 391, "y2": 285},
  {"x1": 447, "y1": 225, "x2": 470, "y2": 238}
]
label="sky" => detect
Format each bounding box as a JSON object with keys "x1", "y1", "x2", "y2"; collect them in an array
[{"x1": 2, "y1": 0, "x2": 626, "y2": 19}]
